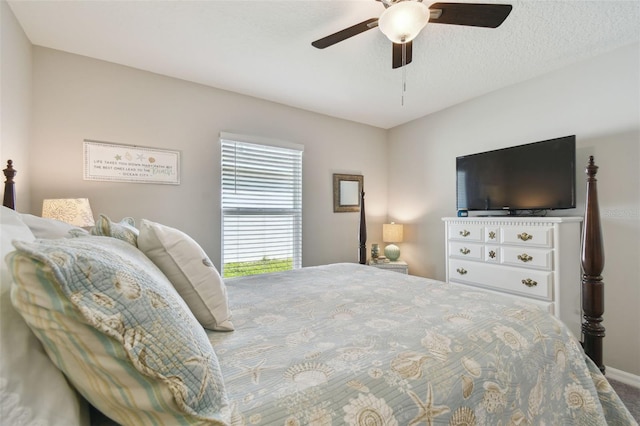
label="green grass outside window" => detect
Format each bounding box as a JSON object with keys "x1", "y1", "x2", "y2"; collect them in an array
[{"x1": 224, "y1": 257, "x2": 293, "y2": 278}]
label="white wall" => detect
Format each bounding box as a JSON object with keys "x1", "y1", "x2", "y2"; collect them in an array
[
  {"x1": 388, "y1": 43, "x2": 640, "y2": 376},
  {"x1": 0, "y1": 0, "x2": 32, "y2": 211},
  {"x1": 29, "y1": 47, "x2": 389, "y2": 269}
]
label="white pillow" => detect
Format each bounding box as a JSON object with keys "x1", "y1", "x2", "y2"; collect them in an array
[
  {"x1": 1, "y1": 206, "x2": 89, "y2": 425},
  {"x1": 20, "y1": 212, "x2": 89, "y2": 239},
  {"x1": 137, "y1": 219, "x2": 234, "y2": 331}
]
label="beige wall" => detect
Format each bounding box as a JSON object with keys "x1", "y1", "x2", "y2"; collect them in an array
[
  {"x1": 0, "y1": 0, "x2": 32, "y2": 211},
  {"x1": 29, "y1": 47, "x2": 389, "y2": 269},
  {"x1": 388, "y1": 43, "x2": 640, "y2": 376}
]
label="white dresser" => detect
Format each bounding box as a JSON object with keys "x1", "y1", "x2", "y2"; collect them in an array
[{"x1": 442, "y1": 217, "x2": 583, "y2": 338}]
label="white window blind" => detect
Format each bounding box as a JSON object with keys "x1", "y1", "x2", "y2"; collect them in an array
[{"x1": 220, "y1": 134, "x2": 303, "y2": 277}]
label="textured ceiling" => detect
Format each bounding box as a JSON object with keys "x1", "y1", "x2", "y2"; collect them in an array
[{"x1": 8, "y1": 0, "x2": 640, "y2": 129}]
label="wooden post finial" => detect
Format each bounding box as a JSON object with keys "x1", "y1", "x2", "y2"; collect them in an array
[
  {"x1": 586, "y1": 155, "x2": 598, "y2": 179},
  {"x1": 3, "y1": 159, "x2": 15, "y2": 179}
]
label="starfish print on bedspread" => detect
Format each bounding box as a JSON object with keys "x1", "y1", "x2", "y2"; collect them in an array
[
  {"x1": 407, "y1": 383, "x2": 450, "y2": 426},
  {"x1": 533, "y1": 325, "x2": 549, "y2": 344},
  {"x1": 235, "y1": 359, "x2": 273, "y2": 384}
]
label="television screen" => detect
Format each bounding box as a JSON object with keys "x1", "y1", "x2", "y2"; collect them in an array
[{"x1": 456, "y1": 136, "x2": 576, "y2": 213}]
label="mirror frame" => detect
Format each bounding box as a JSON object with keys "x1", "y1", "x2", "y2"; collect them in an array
[{"x1": 333, "y1": 173, "x2": 364, "y2": 213}]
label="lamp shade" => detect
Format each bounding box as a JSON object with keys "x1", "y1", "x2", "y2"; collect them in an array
[
  {"x1": 42, "y1": 198, "x2": 95, "y2": 227},
  {"x1": 378, "y1": 1, "x2": 430, "y2": 44},
  {"x1": 383, "y1": 223, "x2": 403, "y2": 243}
]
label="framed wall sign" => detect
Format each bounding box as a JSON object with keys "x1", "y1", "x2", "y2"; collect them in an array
[
  {"x1": 333, "y1": 173, "x2": 363, "y2": 212},
  {"x1": 83, "y1": 140, "x2": 180, "y2": 185}
]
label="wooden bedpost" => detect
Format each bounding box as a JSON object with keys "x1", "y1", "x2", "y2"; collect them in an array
[
  {"x1": 3, "y1": 160, "x2": 16, "y2": 210},
  {"x1": 581, "y1": 156, "x2": 605, "y2": 373},
  {"x1": 359, "y1": 190, "x2": 367, "y2": 264}
]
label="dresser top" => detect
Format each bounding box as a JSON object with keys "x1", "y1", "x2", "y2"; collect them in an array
[{"x1": 442, "y1": 216, "x2": 583, "y2": 223}]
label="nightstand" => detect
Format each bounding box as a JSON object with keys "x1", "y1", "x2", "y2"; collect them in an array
[{"x1": 367, "y1": 260, "x2": 408, "y2": 274}]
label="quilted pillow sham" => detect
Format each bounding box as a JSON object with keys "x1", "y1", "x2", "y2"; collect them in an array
[
  {"x1": 90, "y1": 214, "x2": 139, "y2": 246},
  {"x1": 8, "y1": 236, "x2": 229, "y2": 425},
  {"x1": 138, "y1": 219, "x2": 234, "y2": 331}
]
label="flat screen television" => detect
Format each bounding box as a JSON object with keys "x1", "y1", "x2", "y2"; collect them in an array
[{"x1": 456, "y1": 135, "x2": 576, "y2": 214}]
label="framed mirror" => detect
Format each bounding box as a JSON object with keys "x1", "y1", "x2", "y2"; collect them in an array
[{"x1": 333, "y1": 174, "x2": 364, "y2": 212}]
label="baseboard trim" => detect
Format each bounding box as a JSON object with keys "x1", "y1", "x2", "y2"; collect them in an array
[{"x1": 606, "y1": 366, "x2": 640, "y2": 388}]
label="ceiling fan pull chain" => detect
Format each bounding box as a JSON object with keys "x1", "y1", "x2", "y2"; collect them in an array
[{"x1": 401, "y1": 42, "x2": 407, "y2": 106}]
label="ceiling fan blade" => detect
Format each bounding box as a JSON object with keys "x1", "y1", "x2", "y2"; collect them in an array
[
  {"x1": 392, "y1": 41, "x2": 413, "y2": 69},
  {"x1": 312, "y1": 18, "x2": 379, "y2": 49},
  {"x1": 429, "y1": 3, "x2": 512, "y2": 28}
]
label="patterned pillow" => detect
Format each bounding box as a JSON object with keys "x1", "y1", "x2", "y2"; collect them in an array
[
  {"x1": 8, "y1": 236, "x2": 229, "y2": 425},
  {"x1": 90, "y1": 214, "x2": 138, "y2": 246},
  {"x1": 138, "y1": 219, "x2": 234, "y2": 331}
]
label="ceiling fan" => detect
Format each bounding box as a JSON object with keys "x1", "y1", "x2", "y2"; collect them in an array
[{"x1": 312, "y1": 0, "x2": 512, "y2": 69}]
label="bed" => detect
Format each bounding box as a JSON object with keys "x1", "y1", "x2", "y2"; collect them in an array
[{"x1": 0, "y1": 158, "x2": 635, "y2": 425}]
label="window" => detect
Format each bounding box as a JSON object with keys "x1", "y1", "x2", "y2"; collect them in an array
[{"x1": 220, "y1": 133, "x2": 303, "y2": 278}]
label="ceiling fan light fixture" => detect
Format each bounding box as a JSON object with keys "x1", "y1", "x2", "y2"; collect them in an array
[{"x1": 378, "y1": 1, "x2": 430, "y2": 44}]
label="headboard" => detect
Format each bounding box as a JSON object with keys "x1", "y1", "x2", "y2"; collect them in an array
[{"x1": 3, "y1": 160, "x2": 16, "y2": 210}]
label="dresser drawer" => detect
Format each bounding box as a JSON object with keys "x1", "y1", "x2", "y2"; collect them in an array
[
  {"x1": 501, "y1": 225, "x2": 553, "y2": 248},
  {"x1": 501, "y1": 247, "x2": 553, "y2": 270},
  {"x1": 449, "y1": 242, "x2": 483, "y2": 260},
  {"x1": 448, "y1": 260, "x2": 552, "y2": 300},
  {"x1": 451, "y1": 282, "x2": 555, "y2": 315},
  {"x1": 448, "y1": 223, "x2": 483, "y2": 242}
]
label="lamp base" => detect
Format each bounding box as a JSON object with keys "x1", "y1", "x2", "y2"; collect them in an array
[{"x1": 384, "y1": 244, "x2": 400, "y2": 261}]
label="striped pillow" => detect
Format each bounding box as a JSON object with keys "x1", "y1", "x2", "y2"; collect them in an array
[
  {"x1": 1, "y1": 206, "x2": 89, "y2": 425},
  {"x1": 8, "y1": 236, "x2": 229, "y2": 425}
]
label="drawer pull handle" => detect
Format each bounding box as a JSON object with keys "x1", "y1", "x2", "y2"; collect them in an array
[
  {"x1": 488, "y1": 231, "x2": 496, "y2": 240},
  {"x1": 517, "y1": 232, "x2": 533, "y2": 241},
  {"x1": 460, "y1": 248, "x2": 471, "y2": 255},
  {"x1": 517, "y1": 253, "x2": 533, "y2": 263},
  {"x1": 521, "y1": 278, "x2": 537, "y2": 287},
  {"x1": 488, "y1": 250, "x2": 496, "y2": 259},
  {"x1": 456, "y1": 268, "x2": 468, "y2": 275},
  {"x1": 459, "y1": 230, "x2": 470, "y2": 237}
]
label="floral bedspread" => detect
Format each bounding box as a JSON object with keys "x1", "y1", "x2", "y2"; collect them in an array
[{"x1": 208, "y1": 263, "x2": 635, "y2": 425}]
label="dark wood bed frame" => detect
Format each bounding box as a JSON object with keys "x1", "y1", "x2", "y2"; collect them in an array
[
  {"x1": 580, "y1": 156, "x2": 606, "y2": 373},
  {"x1": 3, "y1": 157, "x2": 607, "y2": 373}
]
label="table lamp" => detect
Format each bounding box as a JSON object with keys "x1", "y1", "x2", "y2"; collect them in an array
[
  {"x1": 42, "y1": 198, "x2": 95, "y2": 228},
  {"x1": 383, "y1": 222, "x2": 403, "y2": 261}
]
